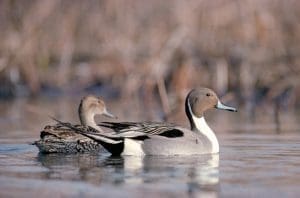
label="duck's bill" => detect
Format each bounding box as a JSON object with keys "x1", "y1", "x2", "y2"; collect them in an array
[
  {"x1": 103, "y1": 109, "x2": 118, "y2": 119},
  {"x1": 215, "y1": 101, "x2": 237, "y2": 112}
]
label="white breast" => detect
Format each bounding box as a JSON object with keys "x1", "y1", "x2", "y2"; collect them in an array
[{"x1": 194, "y1": 116, "x2": 219, "y2": 153}]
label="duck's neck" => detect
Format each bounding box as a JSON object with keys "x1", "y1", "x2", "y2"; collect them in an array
[
  {"x1": 192, "y1": 116, "x2": 219, "y2": 153},
  {"x1": 79, "y1": 111, "x2": 103, "y2": 132},
  {"x1": 185, "y1": 98, "x2": 219, "y2": 153}
]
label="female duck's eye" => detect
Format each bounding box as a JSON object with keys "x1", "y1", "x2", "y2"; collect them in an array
[{"x1": 206, "y1": 93, "x2": 211, "y2": 97}]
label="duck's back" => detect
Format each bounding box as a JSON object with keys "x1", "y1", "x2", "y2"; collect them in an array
[{"x1": 34, "y1": 124, "x2": 103, "y2": 153}]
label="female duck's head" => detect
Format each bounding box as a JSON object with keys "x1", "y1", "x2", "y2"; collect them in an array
[
  {"x1": 185, "y1": 88, "x2": 237, "y2": 130},
  {"x1": 79, "y1": 95, "x2": 116, "y2": 130}
]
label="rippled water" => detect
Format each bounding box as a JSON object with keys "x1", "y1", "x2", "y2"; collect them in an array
[
  {"x1": 0, "y1": 134, "x2": 300, "y2": 197},
  {"x1": 1, "y1": 98, "x2": 300, "y2": 197}
]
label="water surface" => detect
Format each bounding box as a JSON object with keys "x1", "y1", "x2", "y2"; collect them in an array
[
  {"x1": 0, "y1": 98, "x2": 300, "y2": 197},
  {"x1": 0, "y1": 134, "x2": 299, "y2": 197}
]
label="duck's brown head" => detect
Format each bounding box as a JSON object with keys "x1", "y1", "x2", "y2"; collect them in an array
[
  {"x1": 185, "y1": 88, "x2": 237, "y2": 129},
  {"x1": 79, "y1": 95, "x2": 116, "y2": 127}
]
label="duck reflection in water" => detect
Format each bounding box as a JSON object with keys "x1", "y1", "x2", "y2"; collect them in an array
[{"x1": 37, "y1": 153, "x2": 219, "y2": 197}]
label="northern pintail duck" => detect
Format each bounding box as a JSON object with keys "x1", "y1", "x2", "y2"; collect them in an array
[
  {"x1": 56, "y1": 88, "x2": 237, "y2": 156},
  {"x1": 34, "y1": 95, "x2": 116, "y2": 153}
]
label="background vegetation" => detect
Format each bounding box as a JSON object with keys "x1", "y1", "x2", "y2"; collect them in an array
[{"x1": 1, "y1": 0, "x2": 300, "y2": 131}]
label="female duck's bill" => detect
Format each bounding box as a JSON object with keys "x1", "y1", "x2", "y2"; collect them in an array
[{"x1": 57, "y1": 88, "x2": 237, "y2": 156}]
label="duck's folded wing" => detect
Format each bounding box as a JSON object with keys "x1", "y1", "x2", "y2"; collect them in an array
[
  {"x1": 99, "y1": 122, "x2": 184, "y2": 138},
  {"x1": 51, "y1": 117, "x2": 123, "y2": 144},
  {"x1": 52, "y1": 118, "x2": 183, "y2": 141}
]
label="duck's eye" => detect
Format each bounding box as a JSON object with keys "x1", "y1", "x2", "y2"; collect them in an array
[{"x1": 206, "y1": 93, "x2": 211, "y2": 97}]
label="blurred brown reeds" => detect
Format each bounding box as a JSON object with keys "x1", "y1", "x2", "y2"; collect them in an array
[{"x1": 1, "y1": 0, "x2": 300, "y2": 125}]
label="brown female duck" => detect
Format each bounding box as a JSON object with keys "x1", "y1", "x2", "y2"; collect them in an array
[{"x1": 34, "y1": 95, "x2": 116, "y2": 153}]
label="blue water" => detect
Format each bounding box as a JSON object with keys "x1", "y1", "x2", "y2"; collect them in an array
[{"x1": 0, "y1": 134, "x2": 300, "y2": 197}]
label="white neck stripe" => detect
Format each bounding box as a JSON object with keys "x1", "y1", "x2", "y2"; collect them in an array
[{"x1": 188, "y1": 100, "x2": 219, "y2": 153}]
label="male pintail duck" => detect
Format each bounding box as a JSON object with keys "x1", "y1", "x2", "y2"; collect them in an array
[
  {"x1": 56, "y1": 88, "x2": 237, "y2": 156},
  {"x1": 34, "y1": 95, "x2": 116, "y2": 153}
]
